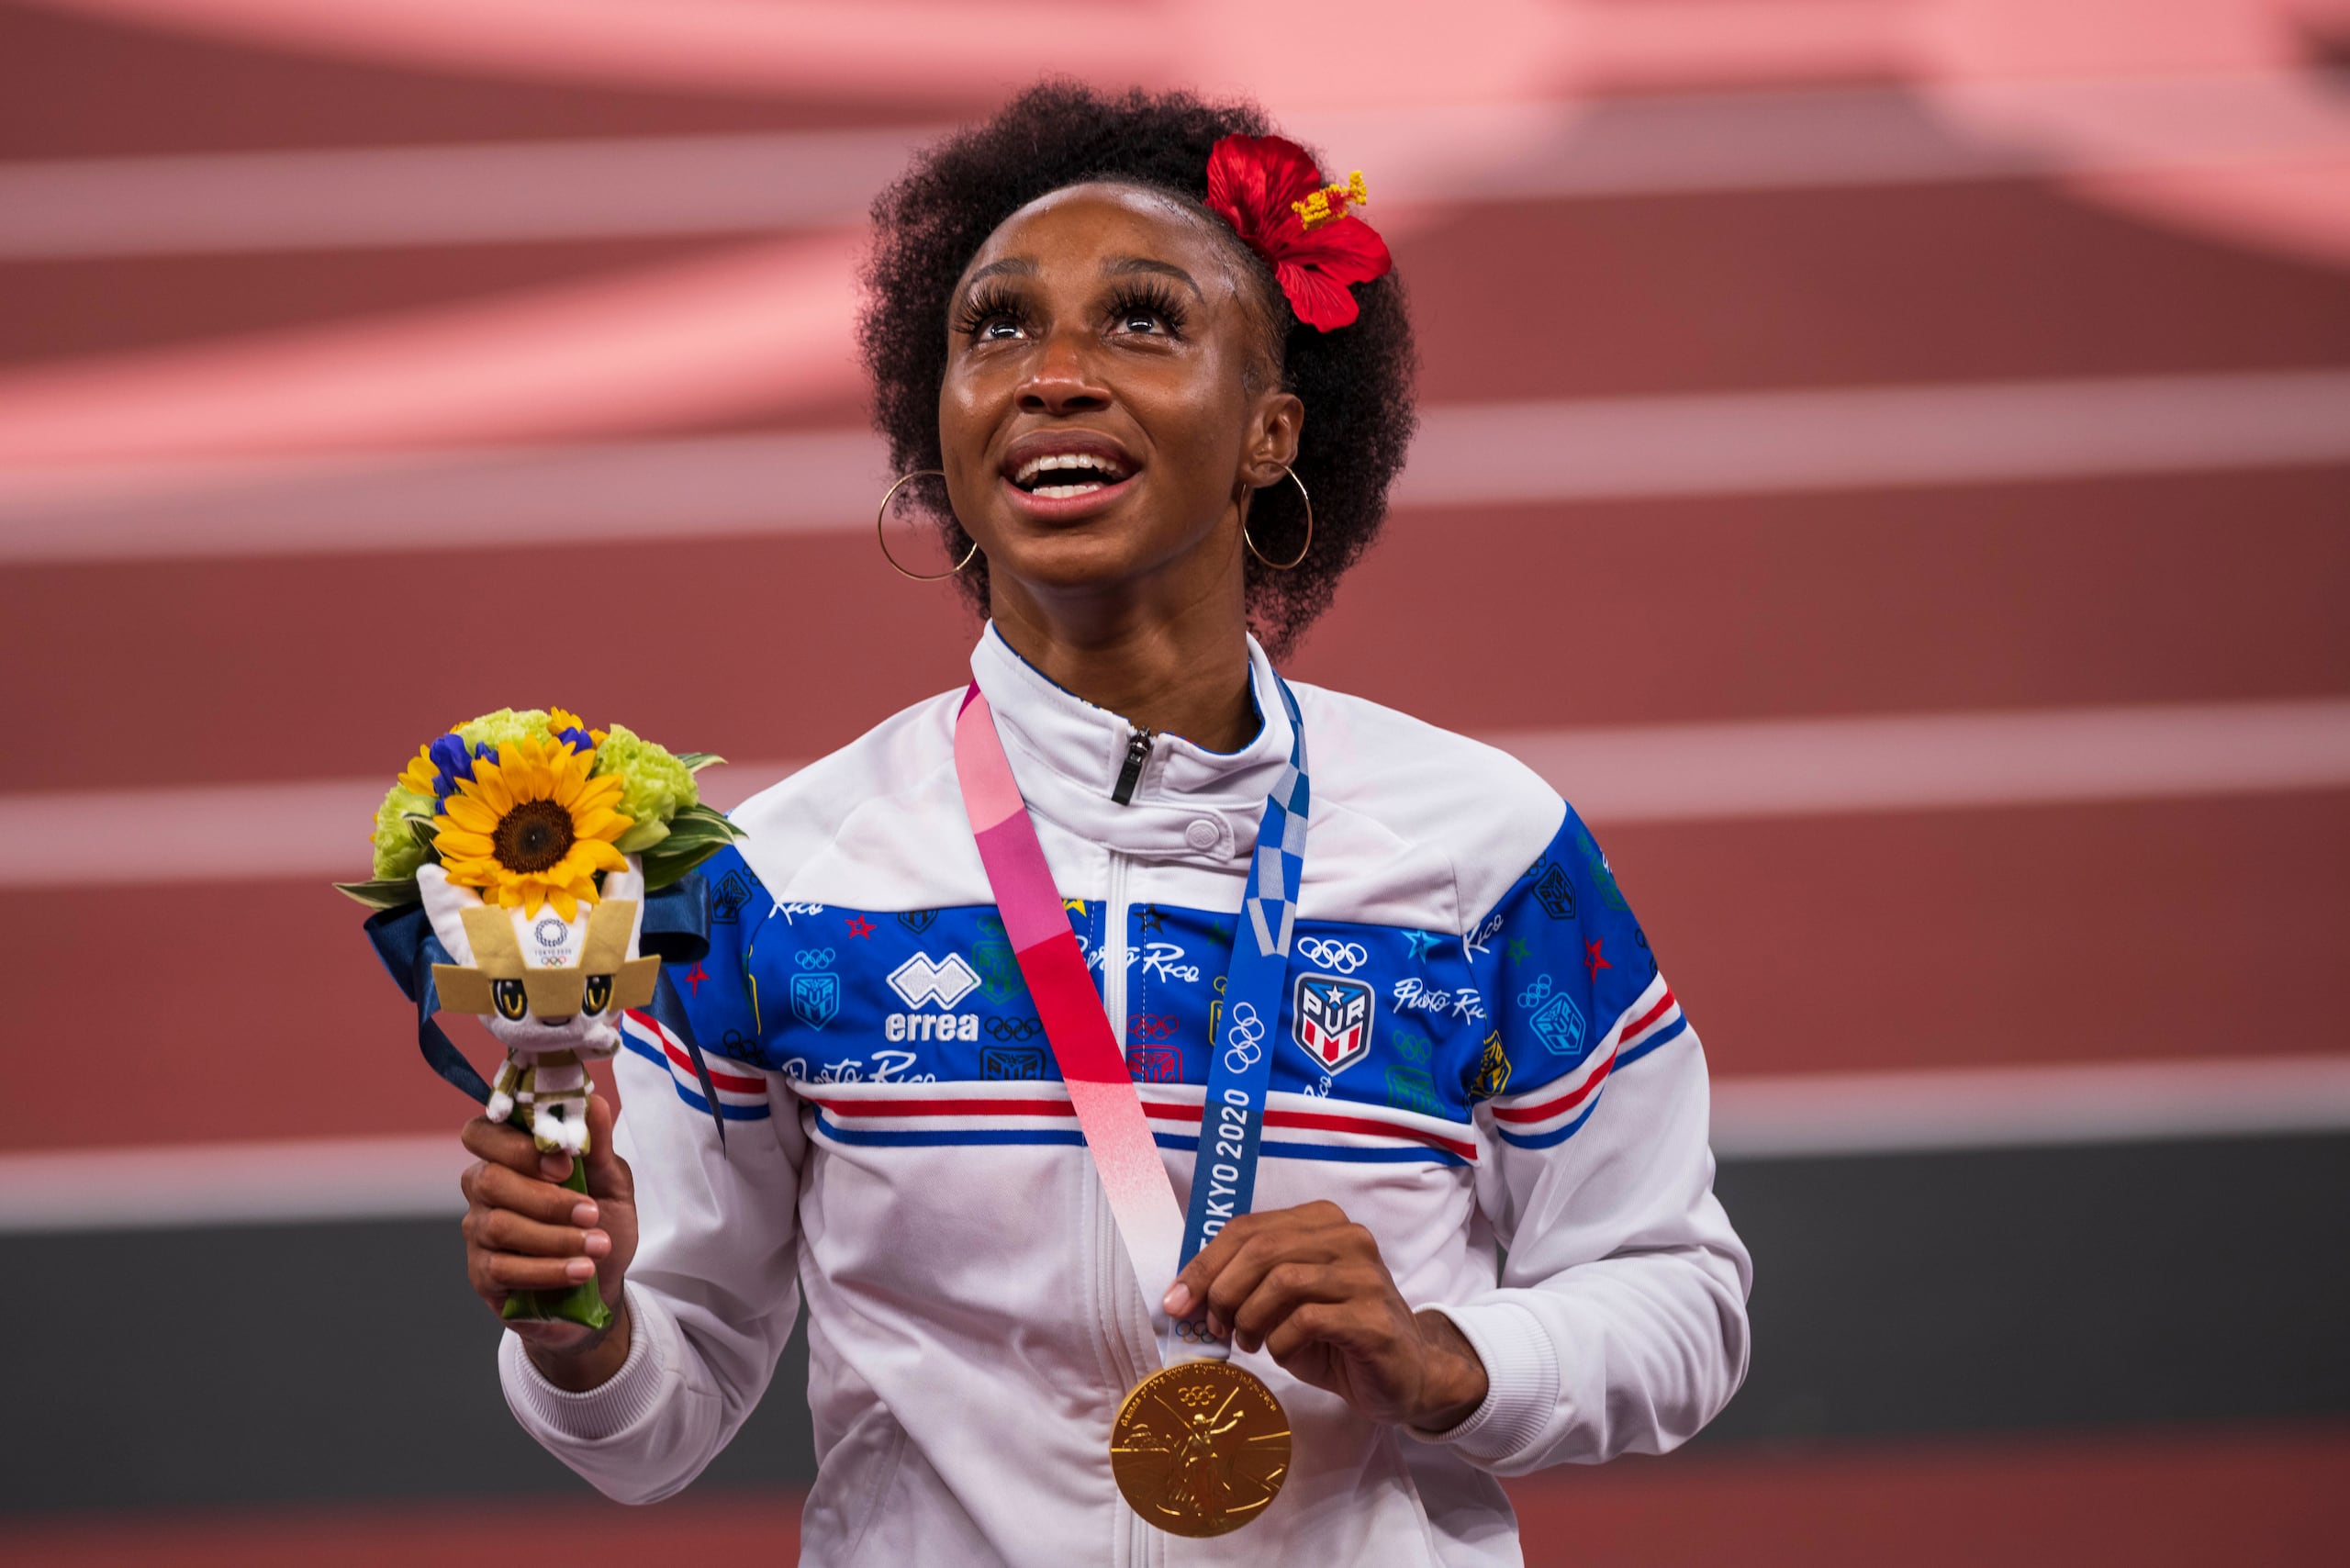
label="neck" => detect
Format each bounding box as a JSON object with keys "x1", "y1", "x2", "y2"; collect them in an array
[{"x1": 990, "y1": 588, "x2": 1256, "y2": 752}]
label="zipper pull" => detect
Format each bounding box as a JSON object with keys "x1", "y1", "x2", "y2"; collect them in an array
[{"x1": 1112, "y1": 726, "x2": 1154, "y2": 805}]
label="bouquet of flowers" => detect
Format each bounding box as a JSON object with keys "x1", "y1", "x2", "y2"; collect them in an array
[
  {"x1": 341, "y1": 708, "x2": 741, "y2": 1329},
  {"x1": 337, "y1": 706, "x2": 737, "y2": 913}
]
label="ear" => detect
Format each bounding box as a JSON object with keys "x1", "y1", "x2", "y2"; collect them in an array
[
  {"x1": 1237, "y1": 388, "x2": 1304, "y2": 493},
  {"x1": 416, "y1": 863, "x2": 479, "y2": 966}
]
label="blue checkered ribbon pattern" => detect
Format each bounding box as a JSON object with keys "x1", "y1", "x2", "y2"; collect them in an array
[{"x1": 1176, "y1": 674, "x2": 1310, "y2": 1311}]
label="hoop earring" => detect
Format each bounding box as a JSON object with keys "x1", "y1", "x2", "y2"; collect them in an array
[
  {"x1": 1243, "y1": 465, "x2": 1313, "y2": 571},
  {"x1": 876, "y1": 470, "x2": 980, "y2": 581}
]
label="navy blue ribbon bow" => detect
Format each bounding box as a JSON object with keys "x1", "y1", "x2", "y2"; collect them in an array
[{"x1": 363, "y1": 873, "x2": 729, "y2": 1145}]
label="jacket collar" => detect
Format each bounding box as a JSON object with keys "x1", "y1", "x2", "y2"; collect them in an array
[{"x1": 967, "y1": 622, "x2": 1294, "y2": 862}]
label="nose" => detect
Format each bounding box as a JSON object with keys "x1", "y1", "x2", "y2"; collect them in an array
[{"x1": 1016, "y1": 330, "x2": 1109, "y2": 416}]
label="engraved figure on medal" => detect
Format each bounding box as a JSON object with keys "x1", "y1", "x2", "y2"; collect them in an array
[{"x1": 1111, "y1": 1361, "x2": 1292, "y2": 1538}]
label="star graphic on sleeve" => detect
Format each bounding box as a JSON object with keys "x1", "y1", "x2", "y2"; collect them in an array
[
  {"x1": 1135, "y1": 903, "x2": 1165, "y2": 935},
  {"x1": 845, "y1": 915, "x2": 874, "y2": 938},
  {"x1": 1506, "y1": 937, "x2": 1529, "y2": 965},
  {"x1": 1403, "y1": 929, "x2": 1440, "y2": 961},
  {"x1": 1584, "y1": 937, "x2": 1612, "y2": 981},
  {"x1": 1063, "y1": 897, "x2": 1088, "y2": 917},
  {"x1": 685, "y1": 963, "x2": 709, "y2": 996}
]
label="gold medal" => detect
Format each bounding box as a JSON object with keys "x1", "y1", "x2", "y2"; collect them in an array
[{"x1": 1111, "y1": 1359, "x2": 1291, "y2": 1537}]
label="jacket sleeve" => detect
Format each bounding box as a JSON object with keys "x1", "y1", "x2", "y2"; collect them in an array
[
  {"x1": 1414, "y1": 806, "x2": 1751, "y2": 1473},
  {"x1": 498, "y1": 846, "x2": 808, "y2": 1504}
]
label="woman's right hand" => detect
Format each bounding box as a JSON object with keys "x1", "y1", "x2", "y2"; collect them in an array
[{"x1": 459, "y1": 1090, "x2": 639, "y2": 1391}]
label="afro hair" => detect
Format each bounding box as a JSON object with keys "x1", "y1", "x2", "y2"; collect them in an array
[{"x1": 857, "y1": 80, "x2": 1418, "y2": 656}]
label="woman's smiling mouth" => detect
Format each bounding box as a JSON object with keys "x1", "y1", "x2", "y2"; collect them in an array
[{"x1": 1010, "y1": 451, "x2": 1132, "y2": 498}]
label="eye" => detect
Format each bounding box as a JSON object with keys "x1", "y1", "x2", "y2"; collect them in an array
[
  {"x1": 1107, "y1": 283, "x2": 1187, "y2": 339},
  {"x1": 583, "y1": 974, "x2": 614, "y2": 1014},
  {"x1": 493, "y1": 979, "x2": 529, "y2": 1022},
  {"x1": 954, "y1": 283, "x2": 1031, "y2": 342}
]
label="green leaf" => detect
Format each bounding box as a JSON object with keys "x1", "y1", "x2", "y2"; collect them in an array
[
  {"x1": 675, "y1": 751, "x2": 726, "y2": 773},
  {"x1": 668, "y1": 802, "x2": 745, "y2": 840},
  {"x1": 333, "y1": 878, "x2": 423, "y2": 911},
  {"x1": 639, "y1": 839, "x2": 731, "y2": 891},
  {"x1": 404, "y1": 813, "x2": 441, "y2": 852},
  {"x1": 613, "y1": 817, "x2": 670, "y2": 855}
]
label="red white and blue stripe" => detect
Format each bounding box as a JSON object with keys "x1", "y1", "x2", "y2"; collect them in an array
[
  {"x1": 1490, "y1": 975, "x2": 1689, "y2": 1149},
  {"x1": 798, "y1": 1081, "x2": 1479, "y2": 1166},
  {"x1": 621, "y1": 1009, "x2": 772, "y2": 1122}
]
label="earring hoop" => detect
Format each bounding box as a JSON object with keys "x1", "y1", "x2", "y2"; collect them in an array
[
  {"x1": 876, "y1": 469, "x2": 979, "y2": 581},
  {"x1": 1243, "y1": 465, "x2": 1313, "y2": 571}
]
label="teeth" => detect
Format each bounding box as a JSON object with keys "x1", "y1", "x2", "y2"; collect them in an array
[
  {"x1": 1013, "y1": 451, "x2": 1129, "y2": 487},
  {"x1": 1031, "y1": 482, "x2": 1106, "y2": 499}
]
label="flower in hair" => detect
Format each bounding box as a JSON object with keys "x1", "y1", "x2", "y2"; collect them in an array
[{"x1": 1205, "y1": 134, "x2": 1393, "y2": 332}]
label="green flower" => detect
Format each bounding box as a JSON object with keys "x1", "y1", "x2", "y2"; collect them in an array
[
  {"x1": 453, "y1": 708, "x2": 556, "y2": 756},
  {"x1": 594, "y1": 722, "x2": 699, "y2": 854},
  {"x1": 370, "y1": 781, "x2": 438, "y2": 880}
]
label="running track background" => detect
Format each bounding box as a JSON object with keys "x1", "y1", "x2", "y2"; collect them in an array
[{"x1": 3, "y1": 2, "x2": 2347, "y2": 1562}]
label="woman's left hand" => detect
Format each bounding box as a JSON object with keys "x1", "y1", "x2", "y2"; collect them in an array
[{"x1": 1161, "y1": 1199, "x2": 1489, "y2": 1431}]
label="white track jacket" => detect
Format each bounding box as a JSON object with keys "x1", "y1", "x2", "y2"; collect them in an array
[{"x1": 500, "y1": 626, "x2": 1751, "y2": 1565}]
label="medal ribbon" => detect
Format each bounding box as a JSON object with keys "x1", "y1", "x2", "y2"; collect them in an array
[{"x1": 954, "y1": 675, "x2": 1308, "y2": 1364}]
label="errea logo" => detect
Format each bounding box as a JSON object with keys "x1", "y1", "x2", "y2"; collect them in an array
[{"x1": 888, "y1": 952, "x2": 981, "y2": 1009}]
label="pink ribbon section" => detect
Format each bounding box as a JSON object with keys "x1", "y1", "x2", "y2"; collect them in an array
[{"x1": 954, "y1": 686, "x2": 1188, "y2": 1335}]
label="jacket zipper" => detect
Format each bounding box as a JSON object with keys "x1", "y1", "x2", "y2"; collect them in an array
[{"x1": 1111, "y1": 726, "x2": 1154, "y2": 805}]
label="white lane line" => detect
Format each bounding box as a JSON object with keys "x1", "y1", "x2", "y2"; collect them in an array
[
  {"x1": 1710, "y1": 1056, "x2": 2350, "y2": 1160},
  {"x1": 6, "y1": 1054, "x2": 2344, "y2": 1232},
  {"x1": 4, "y1": 700, "x2": 2344, "y2": 890},
  {"x1": 0, "y1": 1136, "x2": 472, "y2": 1234},
  {"x1": 1, "y1": 75, "x2": 2338, "y2": 259},
  {"x1": 1490, "y1": 699, "x2": 2350, "y2": 823},
  {"x1": 6, "y1": 371, "x2": 2346, "y2": 561}
]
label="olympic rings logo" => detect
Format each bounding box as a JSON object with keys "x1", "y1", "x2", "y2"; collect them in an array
[
  {"x1": 1517, "y1": 973, "x2": 1554, "y2": 1008},
  {"x1": 795, "y1": 948, "x2": 837, "y2": 969},
  {"x1": 1223, "y1": 1000, "x2": 1266, "y2": 1071},
  {"x1": 985, "y1": 1016, "x2": 1043, "y2": 1041},
  {"x1": 1295, "y1": 937, "x2": 1367, "y2": 973},
  {"x1": 1128, "y1": 1013, "x2": 1178, "y2": 1042}
]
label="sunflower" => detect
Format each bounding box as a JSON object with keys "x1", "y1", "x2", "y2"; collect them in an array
[{"x1": 432, "y1": 734, "x2": 632, "y2": 920}]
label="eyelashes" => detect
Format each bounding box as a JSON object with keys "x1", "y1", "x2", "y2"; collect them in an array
[
  {"x1": 1105, "y1": 280, "x2": 1190, "y2": 337},
  {"x1": 951, "y1": 280, "x2": 1192, "y2": 341},
  {"x1": 952, "y1": 281, "x2": 1030, "y2": 340}
]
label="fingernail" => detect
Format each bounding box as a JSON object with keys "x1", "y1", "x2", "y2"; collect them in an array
[
  {"x1": 571, "y1": 1203, "x2": 599, "y2": 1227},
  {"x1": 1206, "y1": 1313, "x2": 1226, "y2": 1339},
  {"x1": 539, "y1": 1156, "x2": 568, "y2": 1181},
  {"x1": 565, "y1": 1258, "x2": 596, "y2": 1282},
  {"x1": 582, "y1": 1230, "x2": 610, "y2": 1258},
  {"x1": 1162, "y1": 1282, "x2": 1193, "y2": 1316}
]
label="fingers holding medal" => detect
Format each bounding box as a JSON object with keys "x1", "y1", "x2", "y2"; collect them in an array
[{"x1": 1165, "y1": 1200, "x2": 1491, "y2": 1433}]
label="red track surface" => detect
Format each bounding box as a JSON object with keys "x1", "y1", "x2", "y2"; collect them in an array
[
  {"x1": 7, "y1": 1424, "x2": 2344, "y2": 1566},
  {"x1": 3, "y1": 3, "x2": 2346, "y2": 1157}
]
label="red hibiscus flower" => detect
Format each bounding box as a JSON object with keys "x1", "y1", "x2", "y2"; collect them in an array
[{"x1": 1204, "y1": 134, "x2": 1393, "y2": 332}]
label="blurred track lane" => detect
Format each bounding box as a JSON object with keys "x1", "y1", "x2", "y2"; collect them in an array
[
  {"x1": 4, "y1": 1425, "x2": 2344, "y2": 1561},
  {"x1": 0, "y1": 2, "x2": 960, "y2": 158},
  {"x1": 12, "y1": 372, "x2": 2350, "y2": 555},
  {"x1": 1410, "y1": 177, "x2": 2350, "y2": 404},
  {"x1": 9, "y1": 164, "x2": 2340, "y2": 463},
  {"x1": 9, "y1": 76, "x2": 2347, "y2": 261},
  {"x1": 7, "y1": 469, "x2": 2341, "y2": 790},
  {"x1": 9, "y1": 700, "x2": 2347, "y2": 887},
  {"x1": 3, "y1": 793, "x2": 2338, "y2": 1153}
]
